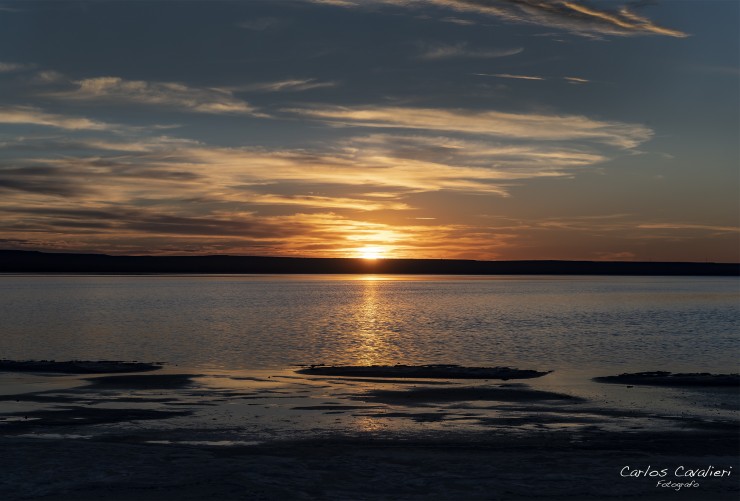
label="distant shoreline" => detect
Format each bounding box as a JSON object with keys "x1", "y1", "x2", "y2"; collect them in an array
[{"x1": 1, "y1": 250, "x2": 737, "y2": 276}]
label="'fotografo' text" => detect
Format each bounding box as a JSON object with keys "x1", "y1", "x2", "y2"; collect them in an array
[{"x1": 655, "y1": 479, "x2": 699, "y2": 491}]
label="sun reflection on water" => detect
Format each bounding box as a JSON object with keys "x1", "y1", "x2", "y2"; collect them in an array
[{"x1": 353, "y1": 278, "x2": 394, "y2": 366}]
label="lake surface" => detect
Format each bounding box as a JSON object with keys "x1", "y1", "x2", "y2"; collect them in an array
[{"x1": 0, "y1": 275, "x2": 737, "y2": 374}]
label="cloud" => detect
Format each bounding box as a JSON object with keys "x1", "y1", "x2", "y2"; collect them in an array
[
  {"x1": 0, "y1": 105, "x2": 117, "y2": 131},
  {"x1": 561, "y1": 2, "x2": 688, "y2": 37},
  {"x1": 475, "y1": 73, "x2": 591, "y2": 84},
  {"x1": 305, "y1": 0, "x2": 689, "y2": 38},
  {"x1": 1, "y1": 131, "x2": 735, "y2": 259},
  {"x1": 0, "y1": 166, "x2": 86, "y2": 197},
  {"x1": 637, "y1": 223, "x2": 740, "y2": 233},
  {"x1": 178, "y1": 141, "x2": 517, "y2": 195},
  {"x1": 440, "y1": 17, "x2": 476, "y2": 25},
  {"x1": 0, "y1": 61, "x2": 36, "y2": 73},
  {"x1": 449, "y1": 1, "x2": 690, "y2": 37},
  {"x1": 286, "y1": 105, "x2": 653, "y2": 148},
  {"x1": 245, "y1": 193, "x2": 410, "y2": 211},
  {"x1": 231, "y1": 79, "x2": 337, "y2": 93},
  {"x1": 481, "y1": 214, "x2": 740, "y2": 236},
  {"x1": 418, "y1": 43, "x2": 523, "y2": 60},
  {"x1": 0, "y1": 135, "x2": 199, "y2": 154},
  {"x1": 563, "y1": 76, "x2": 590, "y2": 84},
  {"x1": 475, "y1": 73, "x2": 545, "y2": 81},
  {"x1": 0, "y1": 126, "x2": 615, "y2": 217},
  {"x1": 30, "y1": 70, "x2": 66, "y2": 84},
  {"x1": 48, "y1": 76, "x2": 263, "y2": 116},
  {"x1": 348, "y1": 133, "x2": 607, "y2": 171},
  {"x1": 2, "y1": 206, "x2": 301, "y2": 240}
]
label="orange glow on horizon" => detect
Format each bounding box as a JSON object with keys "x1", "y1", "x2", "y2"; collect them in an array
[{"x1": 357, "y1": 246, "x2": 385, "y2": 260}]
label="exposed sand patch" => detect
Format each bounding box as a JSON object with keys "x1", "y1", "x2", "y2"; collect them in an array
[
  {"x1": 0, "y1": 360, "x2": 162, "y2": 374},
  {"x1": 296, "y1": 364, "x2": 550, "y2": 380}
]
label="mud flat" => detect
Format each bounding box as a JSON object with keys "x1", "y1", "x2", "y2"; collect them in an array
[
  {"x1": 594, "y1": 371, "x2": 740, "y2": 387},
  {"x1": 296, "y1": 364, "x2": 550, "y2": 380}
]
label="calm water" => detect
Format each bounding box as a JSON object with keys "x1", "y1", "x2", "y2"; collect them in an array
[{"x1": 0, "y1": 275, "x2": 737, "y2": 374}]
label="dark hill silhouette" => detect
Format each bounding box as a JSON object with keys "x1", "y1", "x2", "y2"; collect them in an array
[{"x1": 0, "y1": 250, "x2": 737, "y2": 275}]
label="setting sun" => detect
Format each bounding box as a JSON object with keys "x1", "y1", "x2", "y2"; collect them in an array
[{"x1": 358, "y1": 247, "x2": 384, "y2": 260}]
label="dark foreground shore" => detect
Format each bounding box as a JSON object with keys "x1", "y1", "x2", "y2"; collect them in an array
[
  {"x1": 3, "y1": 430, "x2": 738, "y2": 501},
  {"x1": 0, "y1": 364, "x2": 738, "y2": 500}
]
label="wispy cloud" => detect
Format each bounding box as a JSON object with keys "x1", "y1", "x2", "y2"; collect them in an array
[
  {"x1": 305, "y1": 0, "x2": 689, "y2": 38},
  {"x1": 418, "y1": 43, "x2": 523, "y2": 60},
  {"x1": 440, "y1": 16, "x2": 476, "y2": 26},
  {"x1": 0, "y1": 126, "x2": 616, "y2": 217},
  {"x1": 480, "y1": 215, "x2": 740, "y2": 236},
  {"x1": 47, "y1": 76, "x2": 264, "y2": 116},
  {"x1": 637, "y1": 223, "x2": 740, "y2": 233},
  {"x1": 0, "y1": 105, "x2": 117, "y2": 131},
  {"x1": 29, "y1": 70, "x2": 66, "y2": 84},
  {"x1": 286, "y1": 105, "x2": 653, "y2": 148},
  {"x1": 475, "y1": 73, "x2": 545, "y2": 81},
  {"x1": 231, "y1": 79, "x2": 337, "y2": 93},
  {"x1": 0, "y1": 61, "x2": 36, "y2": 73},
  {"x1": 476, "y1": 73, "x2": 591, "y2": 84},
  {"x1": 348, "y1": 133, "x2": 607, "y2": 171},
  {"x1": 0, "y1": 166, "x2": 87, "y2": 197},
  {"x1": 246, "y1": 193, "x2": 410, "y2": 211}
]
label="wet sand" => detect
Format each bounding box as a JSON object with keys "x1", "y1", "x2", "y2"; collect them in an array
[{"x1": 0, "y1": 365, "x2": 738, "y2": 500}]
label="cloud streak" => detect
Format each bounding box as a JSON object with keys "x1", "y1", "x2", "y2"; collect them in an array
[
  {"x1": 476, "y1": 73, "x2": 545, "y2": 81},
  {"x1": 48, "y1": 77, "x2": 264, "y2": 116},
  {"x1": 476, "y1": 73, "x2": 591, "y2": 84},
  {"x1": 563, "y1": 76, "x2": 590, "y2": 84},
  {"x1": 306, "y1": 0, "x2": 689, "y2": 38},
  {"x1": 287, "y1": 105, "x2": 653, "y2": 148},
  {"x1": 0, "y1": 105, "x2": 117, "y2": 131},
  {"x1": 0, "y1": 61, "x2": 36, "y2": 73},
  {"x1": 418, "y1": 43, "x2": 523, "y2": 60},
  {"x1": 230, "y1": 79, "x2": 337, "y2": 93}
]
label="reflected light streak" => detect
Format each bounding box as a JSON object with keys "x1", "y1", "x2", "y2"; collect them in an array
[
  {"x1": 351, "y1": 279, "x2": 394, "y2": 367},
  {"x1": 353, "y1": 415, "x2": 389, "y2": 433}
]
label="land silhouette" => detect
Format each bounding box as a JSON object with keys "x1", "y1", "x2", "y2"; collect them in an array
[{"x1": 0, "y1": 249, "x2": 737, "y2": 275}]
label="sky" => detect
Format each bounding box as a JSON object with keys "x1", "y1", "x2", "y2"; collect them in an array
[{"x1": 0, "y1": 0, "x2": 737, "y2": 261}]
